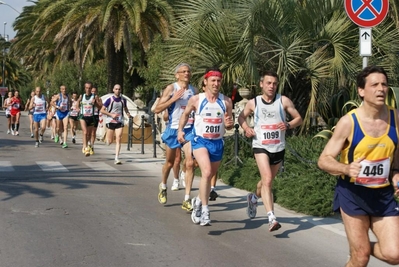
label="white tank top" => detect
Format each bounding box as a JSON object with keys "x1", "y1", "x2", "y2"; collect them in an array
[
  {"x1": 194, "y1": 93, "x2": 226, "y2": 140},
  {"x1": 167, "y1": 83, "x2": 195, "y2": 129},
  {"x1": 252, "y1": 94, "x2": 286, "y2": 152},
  {"x1": 81, "y1": 94, "x2": 95, "y2": 117},
  {"x1": 33, "y1": 95, "x2": 46, "y2": 115},
  {"x1": 69, "y1": 99, "x2": 79, "y2": 116},
  {"x1": 5, "y1": 98, "x2": 11, "y2": 114}
]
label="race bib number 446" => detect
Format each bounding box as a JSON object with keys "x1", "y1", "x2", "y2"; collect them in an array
[{"x1": 355, "y1": 158, "x2": 390, "y2": 186}]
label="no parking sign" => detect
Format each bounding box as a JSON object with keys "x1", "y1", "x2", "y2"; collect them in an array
[{"x1": 345, "y1": 0, "x2": 389, "y2": 27}]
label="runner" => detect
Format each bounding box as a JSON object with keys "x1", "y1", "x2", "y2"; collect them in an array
[
  {"x1": 90, "y1": 85, "x2": 103, "y2": 154},
  {"x1": 52, "y1": 85, "x2": 70, "y2": 148},
  {"x1": 153, "y1": 63, "x2": 198, "y2": 206},
  {"x1": 29, "y1": 86, "x2": 48, "y2": 147},
  {"x1": 25, "y1": 91, "x2": 35, "y2": 138},
  {"x1": 9, "y1": 90, "x2": 24, "y2": 136},
  {"x1": 78, "y1": 82, "x2": 101, "y2": 156},
  {"x1": 100, "y1": 84, "x2": 131, "y2": 164},
  {"x1": 238, "y1": 70, "x2": 302, "y2": 231},
  {"x1": 178, "y1": 67, "x2": 234, "y2": 226},
  {"x1": 4, "y1": 91, "x2": 13, "y2": 134},
  {"x1": 68, "y1": 91, "x2": 80, "y2": 144},
  {"x1": 47, "y1": 94, "x2": 57, "y2": 140},
  {"x1": 318, "y1": 66, "x2": 399, "y2": 266}
]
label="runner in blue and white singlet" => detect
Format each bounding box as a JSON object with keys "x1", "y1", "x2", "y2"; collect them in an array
[
  {"x1": 153, "y1": 63, "x2": 199, "y2": 206},
  {"x1": 178, "y1": 67, "x2": 234, "y2": 226}
]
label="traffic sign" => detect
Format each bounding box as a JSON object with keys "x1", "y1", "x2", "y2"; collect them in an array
[
  {"x1": 359, "y1": 28, "x2": 372, "y2": 56},
  {"x1": 0, "y1": 87, "x2": 8, "y2": 97},
  {"x1": 345, "y1": 0, "x2": 389, "y2": 28}
]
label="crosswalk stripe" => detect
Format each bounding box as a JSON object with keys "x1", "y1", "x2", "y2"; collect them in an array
[
  {"x1": 0, "y1": 161, "x2": 15, "y2": 172},
  {"x1": 36, "y1": 161, "x2": 69, "y2": 172},
  {"x1": 84, "y1": 162, "x2": 120, "y2": 172}
]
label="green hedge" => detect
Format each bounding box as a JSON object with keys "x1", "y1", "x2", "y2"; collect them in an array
[{"x1": 219, "y1": 135, "x2": 337, "y2": 217}]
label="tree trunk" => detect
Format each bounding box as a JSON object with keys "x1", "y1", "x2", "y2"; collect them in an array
[{"x1": 106, "y1": 39, "x2": 124, "y2": 93}]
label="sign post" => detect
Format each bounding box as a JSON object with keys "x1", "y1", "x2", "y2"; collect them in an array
[
  {"x1": 0, "y1": 86, "x2": 8, "y2": 110},
  {"x1": 345, "y1": 0, "x2": 389, "y2": 68}
]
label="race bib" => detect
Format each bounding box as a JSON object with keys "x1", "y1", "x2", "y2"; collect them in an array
[
  {"x1": 202, "y1": 118, "x2": 223, "y2": 138},
  {"x1": 70, "y1": 109, "x2": 78, "y2": 116},
  {"x1": 83, "y1": 104, "x2": 93, "y2": 116},
  {"x1": 260, "y1": 124, "x2": 281, "y2": 145},
  {"x1": 60, "y1": 103, "x2": 68, "y2": 112},
  {"x1": 35, "y1": 103, "x2": 44, "y2": 113},
  {"x1": 355, "y1": 158, "x2": 390, "y2": 187}
]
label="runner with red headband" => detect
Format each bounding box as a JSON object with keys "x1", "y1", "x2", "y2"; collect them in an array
[{"x1": 178, "y1": 67, "x2": 234, "y2": 226}]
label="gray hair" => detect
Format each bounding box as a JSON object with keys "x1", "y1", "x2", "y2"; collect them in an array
[{"x1": 174, "y1": 63, "x2": 192, "y2": 74}]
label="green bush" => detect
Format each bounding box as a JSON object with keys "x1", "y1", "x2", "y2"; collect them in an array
[{"x1": 218, "y1": 135, "x2": 337, "y2": 217}]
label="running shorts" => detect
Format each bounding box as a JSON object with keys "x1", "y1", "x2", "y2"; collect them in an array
[
  {"x1": 191, "y1": 136, "x2": 224, "y2": 162},
  {"x1": 162, "y1": 127, "x2": 193, "y2": 149},
  {"x1": 106, "y1": 122, "x2": 124, "y2": 130},
  {"x1": 69, "y1": 116, "x2": 78, "y2": 121},
  {"x1": 333, "y1": 178, "x2": 399, "y2": 217},
  {"x1": 33, "y1": 113, "x2": 47, "y2": 123},
  {"x1": 93, "y1": 115, "x2": 99, "y2": 128},
  {"x1": 253, "y1": 148, "x2": 285, "y2": 165},
  {"x1": 79, "y1": 115, "x2": 95, "y2": 127},
  {"x1": 56, "y1": 110, "x2": 69, "y2": 120}
]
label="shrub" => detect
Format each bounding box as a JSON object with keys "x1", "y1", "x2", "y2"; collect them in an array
[{"x1": 219, "y1": 135, "x2": 337, "y2": 217}]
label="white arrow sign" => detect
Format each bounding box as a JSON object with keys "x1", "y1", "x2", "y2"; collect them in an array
[{"x1": 360, "y1": 28, "x2": 372, "y2": 56}]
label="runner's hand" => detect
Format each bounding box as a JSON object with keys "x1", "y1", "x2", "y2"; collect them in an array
[{"x1": 348, "y1": 157, "x2": 364, "y2": 178}]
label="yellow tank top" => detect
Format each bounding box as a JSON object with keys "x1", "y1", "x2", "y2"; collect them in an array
[{"x1": 340, "y1": 107, "x2": 398, "y2": 188}]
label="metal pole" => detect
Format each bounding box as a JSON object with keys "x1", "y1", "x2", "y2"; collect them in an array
[
  {"x1": 234, "y1": 124, "x2": 239, "y2": 165},
  {"x1": 127, "y1": 117, "x2": 132, "y2": 151},
  {"x1": 141, "y1": 115, "x2": 145, "y2": 154},
  {"x1": 362, "y1": 57, "x2": 368, "y2": 69},
  {"x1": 2, "y1": 22, "x2": 6, "y2": 87}
]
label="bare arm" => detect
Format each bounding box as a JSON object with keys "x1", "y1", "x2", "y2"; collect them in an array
[
  {"x1": 238, "y1": 98, "x2": 256, "y2": 137},
  {"x1": 224, "y1": 96, "x2": 234, "y2": 130},
  {"x1": 282, "y1": 96, "x2": 302, "y2": 129},
  {"x1": 318, "y1": 115, "x2": 362, "y2": 177},
  {"x1": 51, "y1": 95, "x2": 60, "y2": 109}
]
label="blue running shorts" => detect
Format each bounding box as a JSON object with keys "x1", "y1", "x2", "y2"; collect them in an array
[
  {"x1": 56, "y1": 110, "x2": 69, "y2": 120},
  {"x1": 33, "y1": 113, "x2": 47, "y2": 123},
  {"x1": 162, "y1": 127, "x2": 193, "y2": 149},
  {"x1": 191, "y1": 136, "x2": 224, "y2": 162},
  {"x1": 333, "y1": 178, "x2": 399, "y2": 217}
]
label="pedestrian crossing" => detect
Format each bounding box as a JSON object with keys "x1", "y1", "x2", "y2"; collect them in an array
[{"x1": 0, "y1": 161, "x2": 121, "y2": 173}]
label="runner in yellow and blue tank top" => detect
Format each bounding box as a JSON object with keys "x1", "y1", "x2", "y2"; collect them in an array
[{"x1": 318, "y1": 66, "x2": 399, "y2": 266}]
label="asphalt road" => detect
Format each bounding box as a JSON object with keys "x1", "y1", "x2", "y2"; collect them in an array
[{"x1": 0, "y1": 112, "x2": 391, "y2": 267}]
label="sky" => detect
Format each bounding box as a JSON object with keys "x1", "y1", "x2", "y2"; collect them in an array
[{"x1": 0, "y1": 0, "x2": 34, "y2": 40}]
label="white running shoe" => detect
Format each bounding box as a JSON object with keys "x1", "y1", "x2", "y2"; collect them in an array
[
  {"x1": 200, "y1": 211, "x2": 211, "y2": 226},
  {"x1": 114, "y1": 159, "x2": 122, "y2": 165},
  {"x1": 35, "y1": 142, "x2": 39, "y2": 148},
  {"x1": 171, "y1": 179, "x2": 179, "y2": 191},
  {"x1": 30, "y1": 133, "x2": 34, "y2": 138},
  {"x1": 11, "y1": 129, "x2": 14, "y2": 135},
  {"x1": 39, "y1": 135, "x2": 43, "y2": 143},
  {"x1": 15, "y1": 131, "x2": 19, "y2": 136},
  {"x1": 247, "y1": 193, "x2": 257, "y2": 219},
  {"x1": 179, "y1": 171, "x2": 186, "y2": 188},
  {"x1": 191, "y1": 197, "x2": 201, "y2": 224},
  {"x1": 268, "y1": 219, "x2": 281, "y2": 232},
  {"x1": 7, "y1": 130, "x2": 10, "y2": 134}
]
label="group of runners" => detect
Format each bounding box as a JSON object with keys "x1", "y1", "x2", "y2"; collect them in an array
[
  {"x1": 153, "y1": 63, "x2": 302, "y2": 230},
  {"x1": 3, "y1": 82, "x2": 131, "y2": 164}
]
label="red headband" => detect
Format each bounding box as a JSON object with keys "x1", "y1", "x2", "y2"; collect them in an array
[{"x1": 204, "y1": 71, "x2": 223, "y2": 79}]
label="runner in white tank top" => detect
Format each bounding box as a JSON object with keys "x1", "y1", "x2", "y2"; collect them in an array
[{"x1": 238, "y1": 70, "x2": 302, "y2": 231}]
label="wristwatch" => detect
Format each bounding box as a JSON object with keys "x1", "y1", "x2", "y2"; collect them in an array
[{"x1": 285, "y1": 122, "x2": 290, "y2": 129}]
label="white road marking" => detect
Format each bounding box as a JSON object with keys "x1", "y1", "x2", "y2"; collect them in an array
[
  {"x1": 84, "y1": 162, "x2": 120, "y2": 172},
  {"x1": 0, "y1": 161, "x2": 15, "y2": 172},
  {"x1": 36, "y1": 161, "x2": 69, "y2": 172}
]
